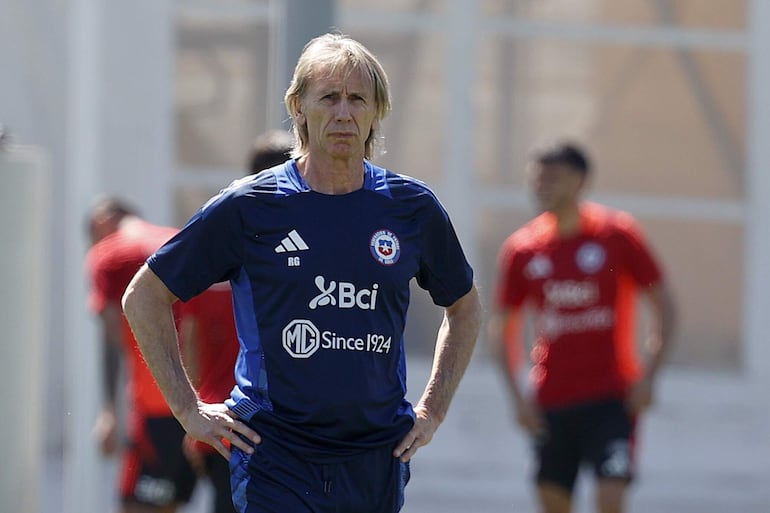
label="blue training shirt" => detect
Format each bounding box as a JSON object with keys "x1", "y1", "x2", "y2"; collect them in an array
[{"x1": 148, "y1": 160, "x2": 474, "y2": 459}]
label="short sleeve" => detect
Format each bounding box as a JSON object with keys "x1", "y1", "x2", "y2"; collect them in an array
[
  {"x1": 414, "y1": 195, "x2": 474, "y2": 306},
  {"x1": 494, "y1": 236, "x2": 529, "y2": 309},
  {"x1": 86, "y1": 255, "x2": 112, "y2": 314},
  {"x1": 149, "y1": 188, "x2": 245, "y2": 301},
  {"x1": 85, "y1": 248, "x2": 132, "y2": 314},
  {"x1": 615, "y1": 214, "x2": 663, "y2": 288}
]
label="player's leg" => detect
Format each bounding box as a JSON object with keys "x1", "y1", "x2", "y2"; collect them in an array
[
  {"x1": 596, "y1": 478, "x2": 627, "y2": 513},
  {"x1": 536, "y1": 482, "x2": 573, "y2": 513},
  {"x1": 534, "y1": 408, "x2": 581, "y2": 513},
  {"x1": 582, "y1": 400, "x2": 636, "y2": 513}
]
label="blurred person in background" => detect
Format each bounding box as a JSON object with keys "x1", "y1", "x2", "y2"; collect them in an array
[
  {"x1": 489, "y1": 142, "x2": 676, "y2": 513},
  {"x1": 178, "y1": 130, "x2": 293, "y2": 513},
  {"x1": 86, "y1": 196, "x2": 197, "y2": 513},
  {"x1": 246, "y1": 128, "x2": 294, "y2": 175},
  {"x1": 122, "y1": 32, "x2": 482, "y2": 513}
]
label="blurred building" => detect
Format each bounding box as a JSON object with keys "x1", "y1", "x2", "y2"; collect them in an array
[{"x1": 1, "y1": 1, "x2": 768, "y2": 512}]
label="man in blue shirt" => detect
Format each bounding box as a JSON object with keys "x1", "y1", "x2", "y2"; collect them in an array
[{"x1": 122, "y1": 32, "x2": 482, "y2": 513}]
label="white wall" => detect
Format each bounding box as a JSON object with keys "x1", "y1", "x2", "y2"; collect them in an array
[
  {"x1": 0, "y1": 0, "x2": 71, "y2": 459},
  {"x1": 0, "y1": 145, "x2": 50, "y2": 513}
]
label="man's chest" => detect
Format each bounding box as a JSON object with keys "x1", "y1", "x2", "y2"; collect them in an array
[
  {"x1": 522, "y1": 238, "x2": 621, "y2": 310},
  {"x1": 242, "y1": 198, "x2": 423, "y2": 296}
]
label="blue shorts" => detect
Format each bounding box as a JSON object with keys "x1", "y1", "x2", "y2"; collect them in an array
[
  {"x1": 534, "y1": 398, "x2": 636, "y2": 493},
  {"x1": 230, "y1": 438, "x2": 410, "y2": 513}
]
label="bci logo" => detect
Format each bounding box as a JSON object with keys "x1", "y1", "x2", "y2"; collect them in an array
[{"x1": 309, "y1": 276, "x2": 379, "y2": 310}]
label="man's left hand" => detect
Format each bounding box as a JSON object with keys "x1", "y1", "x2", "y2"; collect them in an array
[
  {"x1": 626, "y1": 376, "x2": 655, "y2": 416},
  {"x1": 393, "y1": 405, "x2": 440, "y2": 462}
]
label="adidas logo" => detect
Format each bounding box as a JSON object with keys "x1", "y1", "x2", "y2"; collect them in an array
[{"x1": 275, "y1": 230, "x2": 310, "y2": 253}]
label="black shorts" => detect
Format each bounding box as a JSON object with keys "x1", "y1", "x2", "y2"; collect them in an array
[
  {"x1": 230, "y1": 438, "x2": 410, "y2": 513},
  {"x1": 204, "y1": 451, "x2": 237, "y2": 513},
  {"x1": 534, "y1": 398, "x2": 636, "y2": 493},
  {"x1": 119, "y1": 416, "x2": 197, "y2": 507}
]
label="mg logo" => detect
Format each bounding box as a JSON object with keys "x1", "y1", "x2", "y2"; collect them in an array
[
  {"x1": 282, "y1": 319, "x2": 320, "y2": 358},
  {"x1": 308, "y1": 275, "x2": 379, "y2": 310}
]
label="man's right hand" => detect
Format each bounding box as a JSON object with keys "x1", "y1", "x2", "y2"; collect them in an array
[
  {"x1": 514, "y1": 397, "x2": 546, "y2": 436},
  {"x1": 177, "y1": 401, "x2": 262, "y2": 460},
  {"x1": 92, "y1": 408, "x2": 118, "y2": 455}
]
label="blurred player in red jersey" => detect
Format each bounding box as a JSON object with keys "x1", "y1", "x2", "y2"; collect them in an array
[
  {"x1": 177, "y1": 129, "x2": 293, "y2": 513},
  {"x1": 490, "y1": 142, "x2": 676, "y2": 513},
  {"x1": 86, "y1": 197, "x2": 197, "y2": 513}
]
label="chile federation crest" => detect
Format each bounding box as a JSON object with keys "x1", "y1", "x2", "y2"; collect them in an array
[{"x1": 370, "y1": 229, "x2": 401, "y2": 266}]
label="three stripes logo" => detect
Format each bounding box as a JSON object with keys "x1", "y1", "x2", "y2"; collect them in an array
[{"x1": 275, "y1": 229, "x2": 309, "y2": 253}]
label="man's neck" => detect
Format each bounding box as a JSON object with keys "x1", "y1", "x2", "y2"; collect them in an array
[
  {"x1": 297, "y1": 154, "x2": 365, "y2": 195},
  {"x1": 552, "y1": 203, "x2": 582, "y2": 237}
]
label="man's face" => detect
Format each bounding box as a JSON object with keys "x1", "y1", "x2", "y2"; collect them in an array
[
  {"x1": 528, "y1": 161, "x2": 585, "y2": 212},
  {"x1": 297, "y1": 67, "x2": 377, "y2": 160},
  {"x1": 89, "y1": 215, "x2": 119, "y2": 246}
]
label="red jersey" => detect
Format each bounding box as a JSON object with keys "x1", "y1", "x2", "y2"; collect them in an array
[
  {"x1": 179, "y1": 282, "x2": 239, "y2": 404},
  {"x1": 86, "y1": 219, "x2": 180, "y2": 417},
  {"x1": 178, "y1": 282, "x2": 239, "y2": 456},
  {"x1": 495, "y1": 202, "x2": 663, "y2": 409}
]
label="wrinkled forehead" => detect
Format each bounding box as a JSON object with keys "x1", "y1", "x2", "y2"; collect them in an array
[{"x1": 308, "y1": 61, "x2": 374, "y2": 91}]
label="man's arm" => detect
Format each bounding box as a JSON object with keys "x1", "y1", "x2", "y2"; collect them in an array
[
  {"x1": 122, "y1": 264, "x2": 260, "y2": 459},
  {"x1": 627, "y1": 281, "x2": 677, "y2": 414},
  {"x1": 393, "y1": 284, "x2": 482, "y2": 462},
  {"x1": 92, "y1": 304, "x2": 123, "y2": 455},
  {"x1": 179, "y1": 314, "x2": 202, "y2": 389},
  {"x1": 488, "y1": 307, "x2": 544, "y2": 434},
  {"x1": 100, "y1": 304, "x2": 123, "y2": 403}
]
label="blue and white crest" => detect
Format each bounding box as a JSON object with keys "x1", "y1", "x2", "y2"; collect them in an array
[
  {"x1": 370, "y1": 229, "x2": 401, "y2": 266},
  {"x1": 576, "y1": 242, "x2": 606, "y2": 274}
]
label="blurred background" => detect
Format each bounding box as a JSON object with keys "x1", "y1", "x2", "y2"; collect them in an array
[{"x1": 1, "y1": 0, "x2": 769, "y2": 512}]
